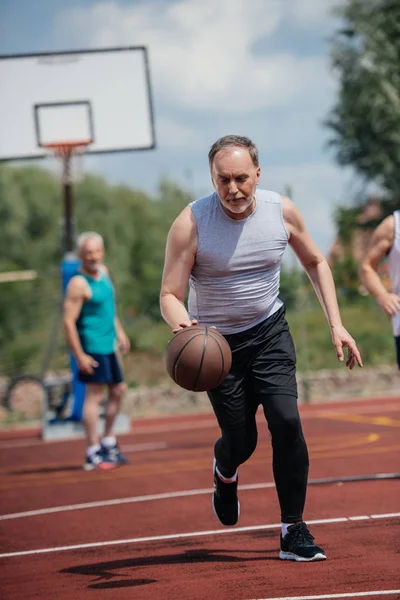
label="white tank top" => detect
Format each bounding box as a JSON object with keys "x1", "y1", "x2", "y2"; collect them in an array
[
  {"x1": 188, "y1": 189, "x2": 289, "y2": 334},
  {"x1": 388, "y1": 210, "x2": 400, "y2": 336}
]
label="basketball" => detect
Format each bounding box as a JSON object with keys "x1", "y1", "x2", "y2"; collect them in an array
[{"x1": 166, "y1": 325, "x2": 232, "y2": 392}]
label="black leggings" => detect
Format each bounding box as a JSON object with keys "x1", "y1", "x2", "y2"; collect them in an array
[{"x1": 208, "y1": 307, "x2": 309, "y2": 523}]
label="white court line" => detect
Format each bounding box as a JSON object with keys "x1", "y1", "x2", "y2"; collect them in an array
[
  {"x1": 117, "y1": 441, "x2": 167, "y2": 452},
  {"x1": 0, "y1": 439, "x2": 168, "y2": 451},
  {"x1": 0, "y1": 512, "x2": 399, "y2": 559},
  {"x1": 0, "y1": 486, "x2": 222, "y2": 520},
  {"x1": 0, "y1": 399, "x2": 399, "y2": 450},
  {"x1": 2, "y1": 480, "x2": 399, "y2": 522},
  {"x1": 0, "y1": 483, "x2": 277, "y2": 521},
  {"x1": 0, "y1": 418, "x2": 217, "y2": 450},
  {"x1": 250, "y1": 590, "x2": 400, "y2": 599}
]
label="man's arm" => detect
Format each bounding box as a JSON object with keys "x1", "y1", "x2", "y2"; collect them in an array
[
  {"x1": 63, "y1": 276, "x2": 98, "y2": 374},
  {"x1": 282, "y1": 196, "x2": 362, "y2": 369},
  {"x1": 160, "y1": 206, "x2": 198, "y2": 332},
  {"x1": 359, "y1": 215, "x2": 400, "y2": 317},
  {"x1": 102, "y1": 264, "x2": 131, "y2": 353},
  {"x1": 115, "y1": 316, "x2": 130, "y2": 353}
]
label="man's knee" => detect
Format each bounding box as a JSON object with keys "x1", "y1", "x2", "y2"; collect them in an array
[
  {"x1": 269, "y1": 415, "x2": 304, "y2": 443},
  {"x1": 85, "y1": 384, "x2": 104, "y2": 404},
  {"x1": 110, "y1": 382, "x2": 127, "y2": 399},
  {"x1": 220, "y1": 428, "x2": 257, "y2": 466},
  {"x1": 239, "y1": 440, "x2": 257, "y2": 464}
]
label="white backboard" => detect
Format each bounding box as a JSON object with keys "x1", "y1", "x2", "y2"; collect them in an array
[{"x1": 0, "y1": 47, "x2": 156, "y2": 160}]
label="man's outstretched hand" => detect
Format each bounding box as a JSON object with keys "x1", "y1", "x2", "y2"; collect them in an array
[{"x1": 331, "y1": 325, "x2": 363, "y2": 370}]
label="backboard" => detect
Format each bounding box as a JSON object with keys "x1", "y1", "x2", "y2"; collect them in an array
[{"x1": 0, "y1": 46, "x2": 156, "y2": 161}]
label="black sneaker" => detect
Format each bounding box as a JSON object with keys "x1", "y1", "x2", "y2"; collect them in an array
[
  {"x1": 101, "y1": 443, "x2": 130, "y2": 466},
  {"x1": 280, "y1": 522, "x2": 326, "y2": 562},
  {"x1": 212, "y1": 459, "x2": 240, "y2": 526}
]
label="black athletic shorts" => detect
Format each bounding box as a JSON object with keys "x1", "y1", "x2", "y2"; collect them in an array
[
  {"x1": 208, "y1": 304, "x2": 297, "y2": 417},
  {"x1": 77, "y1": 352, "x2": 124, "y2": 384},
  {"x1": 395, "y1": 336, "x2": 400, "y2": 369}
]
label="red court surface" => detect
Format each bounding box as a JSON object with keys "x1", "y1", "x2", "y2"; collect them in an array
[{"x1": 0, "y1": 396, "x2": 399, "y2": 600}]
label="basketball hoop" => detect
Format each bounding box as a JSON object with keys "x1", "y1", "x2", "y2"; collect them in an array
[
  {"x1": 43, "y1": 139, "x2": 92, "y2": 184},
  {"x1": 42, "y1": 138, "x2": 92, "y2": 253}
]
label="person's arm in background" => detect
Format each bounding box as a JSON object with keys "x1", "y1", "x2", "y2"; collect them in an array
[
  {"x1": 63, "y1": 277, "x2": 99, "y2": 374},
  {"x1": 282, "y1": 196, "x2": 362, "y2": 369},
  {"x1": 102, "y1": 265, "x2": 131, "y2": 354},
  {"x1": 359, "y1": 215, "x2": 400, "y2": 317},
  {"x1": 160, "y1": 206, "x2": 198, "y2": 332},
  {"x1": 115, "y1": 316, "x2": 130, "y2": 353}
]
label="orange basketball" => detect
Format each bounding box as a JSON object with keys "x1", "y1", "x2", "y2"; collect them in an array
[{"x1": 166, "y1": 325, "x2": 232, "y2": 392}]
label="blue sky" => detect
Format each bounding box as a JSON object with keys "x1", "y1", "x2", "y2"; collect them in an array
[{"x1": 0, "y1": 0, "x2": 363, "y2": 256}]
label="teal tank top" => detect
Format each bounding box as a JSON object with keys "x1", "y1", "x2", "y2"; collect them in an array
[{"x1": 76, "y1": 271, "x2": 117, "y2": 354}]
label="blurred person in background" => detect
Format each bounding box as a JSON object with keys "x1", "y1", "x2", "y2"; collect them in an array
[
  {"x1": 63, "y1": 231, "x2": 130, "y2": 470},
  {"x1": 360, "y1": 210, "x2": 400, "y2": 368},
  {"x1": 160, "y1": 135, "x2": 363, "y2": 562}
]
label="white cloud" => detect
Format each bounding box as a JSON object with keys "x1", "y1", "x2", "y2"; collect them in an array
[
  {"x1": 157, "y1": 116, "x2": 200, "y2": 148},
  {"x1": 289, "y1": 0, "x2": 339, "y2": 27},
  {"x1": 260, "y1": 161, "x2": 355, "y2": 254},
  {"x1": 54, "y1": 0, "x2": 337, "y2": 112},
  {"x1": 48, "y1": 0, "x2": 355, "y2": 258}
]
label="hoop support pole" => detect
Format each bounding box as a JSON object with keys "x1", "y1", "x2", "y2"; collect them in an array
[{"x1": 62, "y1": 154, "x2": 74, "y2": 253}]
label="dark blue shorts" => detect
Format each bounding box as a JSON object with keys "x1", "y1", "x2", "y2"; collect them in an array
[
  {"x1": 395, "y1": 337, "x2": 400, "y2": 369},
  {"x1": 78, "y1": 352, "x2": 124, "y2": 384}
]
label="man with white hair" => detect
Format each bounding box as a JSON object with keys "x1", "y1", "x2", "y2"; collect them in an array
[{"x1": 63, "y1": 232, "x2": 130, "y2": 470}]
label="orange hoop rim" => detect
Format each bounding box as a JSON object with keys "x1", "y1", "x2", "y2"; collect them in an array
[{"x1": 42, "y1": 139, "x2": 93, "y2": 156}]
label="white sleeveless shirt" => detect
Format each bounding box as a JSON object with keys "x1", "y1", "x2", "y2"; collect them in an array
[
  {"x1": 388, "y1": 210, "x2": 400, "y2": 336},
  {"x1": 188, "y1": 189, "x2": 289, "y2": 334}
]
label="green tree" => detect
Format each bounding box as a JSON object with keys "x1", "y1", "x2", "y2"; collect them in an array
[
  {"x1": 331, "y1": 256, "x2": 361, "y2": 301},
  {"x1": 279, "y1": 265, "x2": 301, "y2": 310},
  {"x1": 0, "y1": 165, "x2": 63, "y2": 374},
  {"x1": 0, "y1": 164, "x2": 195, "y2": 374},
  {"x1": 0, "y1": 165, "x2": 61, "y2": 270},
  {"x1": 326, "y1": 0, "x2": 400, "y2": 206}
]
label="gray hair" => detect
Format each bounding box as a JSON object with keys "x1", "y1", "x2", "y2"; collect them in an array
[
  {"x1": 208, "y1": 135, "x2": 259, "y2": 168},
  {"x1": 76, "y1": 231, "x2": 104, "y2": 254}
]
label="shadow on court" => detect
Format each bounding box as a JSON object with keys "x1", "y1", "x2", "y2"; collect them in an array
[
  {"x1": 88, "y1": 578, "x2": 157, "y2": 590},
  {"x1": 9, "y1": 465, "x2": 82, "y2": 475},
  {"x1": 60, "y1": 546, "x2": 280, "y2": 589}
]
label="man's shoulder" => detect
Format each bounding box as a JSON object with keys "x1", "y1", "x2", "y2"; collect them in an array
[
  {"x1": 256, "y1": 189, "x2": 282, "y2": 204},
  {"x1": 99, "y1": 265, "x2": 114, "y2": 282},
  {"x1": 190, "y1": 192, "x2": 216, "y2": 207},
  {"x1": 65, "y1": 274, "x2": 88, "y2": 298},
  {"x1": 379, "y1": 214, "x2": 395, "y2": 237},
  {"x1": 190, "y1": 192, "x2": 219, "y2": 218},
  {"x1": 69, "y1": 273, "x2": 87, "y2": 287},
  {"x1": 381, "y1": 214, "x2": 396, "y2": 244}
]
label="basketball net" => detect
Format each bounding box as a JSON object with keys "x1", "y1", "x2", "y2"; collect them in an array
[{"x1": 43, "y1": 139, "x2": 92, "y2": 184}]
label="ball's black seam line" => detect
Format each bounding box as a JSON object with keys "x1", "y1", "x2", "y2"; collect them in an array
[
  {"x1": 193, "y1": 326, "x2": 208, "y2": 391},
  {"x1": 171, "y1": 333, "x2": 206, "y2": 384}
]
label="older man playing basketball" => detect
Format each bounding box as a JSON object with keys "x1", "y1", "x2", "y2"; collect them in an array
[{"x1": 160, "y1": 135, "x2": 362, "y2": 562}]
